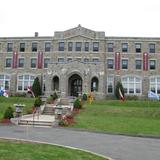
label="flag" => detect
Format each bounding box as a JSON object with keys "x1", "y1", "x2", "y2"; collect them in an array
[
  {"x1": 12, "y1": 51, "x2": 18, "y2": 68},
  {"x1": 143, "y1": 52, "x2": 148, "y2": 71},
  {"x1": 119, "y1": 88, "x2": 125, "y2": 101},
  {"x1": 148, "y1": 91, "x2": 159, "y2": 100},
  {"x1": 27, "y1": 86, "x2": 35, "y2": 97},
  {"x1": 115, "y1": 52, "x2": 120, "y2": 70},
  {"x1": 37, "y1": 51, "x2": 43, "y2": 69}
]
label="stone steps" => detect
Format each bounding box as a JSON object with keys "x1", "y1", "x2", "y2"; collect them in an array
[
  {"x1": 42, "y1": 105, "x2": 55, "y2": 115},
  {"x1": 18, "y1": 119, "x2": 55, "y2": 127}
]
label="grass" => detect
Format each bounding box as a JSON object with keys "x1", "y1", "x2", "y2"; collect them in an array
[
  {"x1": 0, "y1": 97, "x2": 34, "y2": 120},
  {"x1": 0, "y1": 139, "x2": 107, "y2": 160},
  {"x1": 71, "y1": 100, "x2": 160, "y2": 136}
]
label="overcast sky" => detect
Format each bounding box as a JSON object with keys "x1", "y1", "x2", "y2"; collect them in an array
[{"x1": 1, "y1": 0, "x2": 160, "y2": 37}]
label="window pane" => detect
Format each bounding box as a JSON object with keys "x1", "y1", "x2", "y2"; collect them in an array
[{"x1": 93, "y1": 42, "x2": 99, "y2": 52}]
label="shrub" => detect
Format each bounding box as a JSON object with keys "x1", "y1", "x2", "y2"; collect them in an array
[
  {"x1": 82, "y1": 93, "x2": 87, "y2": 101},
  {"x1": 46, "y1": 96, "x2": 53, "y2": 104},
  {"x1": 126, "y1": 95, "x2": 138, "y2": 100},
  {"x1": 115, "y1": 81, "x2": 125, "y2": 99},
  {"x1": 4, "y1": 107, "x2": 14, "y2": 119},
  {"x1": 74, "y1": 98, "x2": 82, "y2": 109},
  {"x1": 51, "y1": 91, "x2": 58, "y2": 100},
  {"x1": 34, "y1": 96, "x2": 42, "y2": 107},
  {"x1": 58, "y1": 119, "x2": 69, "y2": 126},
  {"x1": 32, "y1": 77, "x2": 41, "y2": 97}
]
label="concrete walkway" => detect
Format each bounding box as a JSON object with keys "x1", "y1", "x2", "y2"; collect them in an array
[{"x1": 0, "y1": 125, "x2": 160, "y2": 160}]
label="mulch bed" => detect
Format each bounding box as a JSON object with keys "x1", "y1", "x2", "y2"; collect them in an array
[{"x1": 0, "y1": 119, "x2": 13, "y2": 125}]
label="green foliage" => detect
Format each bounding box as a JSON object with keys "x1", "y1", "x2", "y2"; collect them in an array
[
  {"x1": 82, "y1": 93, "x2": 87, "y2": 101},
  {"x1": 74, "y1": 98, "x2": 82, "y2": 109},
  {"x1": 58, "y1": 119, "x2": 69, "y2": 126},
  {"x1": 115, "y1": 81, "x2": 125, "y2": 99},
  {"x1": 126, "y1": 95, "x2": 138, "y2": 100},
  {"x1": 51, "y1": 91, "x2": 58, "y2": 100},
  {"x1": 3, "y1": 107, "x2": 14, "y2": 119},
  {"x1": 46, "y1": 96, "x2": 54, "y2": 104},
  {"x1": 34, "y1": 96, "x2": 42, "y2": 107},
  {"x1": 32, "y1": 77, "x2": 41, "y2": 97}
]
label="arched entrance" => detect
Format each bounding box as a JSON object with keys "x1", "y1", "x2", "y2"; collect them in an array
[
  {"x1": 52, "y1": 76, "x2": 59, "y2": 91},
  {"x1": 68, "y1": 74, "x2": 82, "y2": 97},
  {"x1": 91, "y1": 77, "x2": 99, "y2": 92}
]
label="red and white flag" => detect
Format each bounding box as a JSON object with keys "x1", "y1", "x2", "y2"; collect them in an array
[
  {"x1": 119, "y1": 88, "x2": 125, "y2": 101},
  {"x1": 27, "y1": 86, "x2": 35, "y2": 97},
  {"x1": 12, "y1": 51, "x2": 18, "y2": 68},
  {"x1": 37, "y1": 51, "x2": 43, "y2": 69}
]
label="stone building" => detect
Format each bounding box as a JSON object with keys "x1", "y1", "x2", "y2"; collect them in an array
[{"x1": 0, "y1": 25, "x2": 160, "y2": 99}]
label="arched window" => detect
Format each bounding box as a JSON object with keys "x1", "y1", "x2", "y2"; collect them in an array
[
  {"x1": 91, "y1": 77, "x2": 99, "y2": 92},
  {"x1": 150, "y1": 76, "x2": 160, "y2": 94},
  {"x1": 17, "y1": 74, "x2": 35, "y2": 92},
  {"x1": 0, "y1": 74, "x2": 10, "y2": 90},
  {"x1": 121, "y1": 76, "x2": 141, "y2": 94}
]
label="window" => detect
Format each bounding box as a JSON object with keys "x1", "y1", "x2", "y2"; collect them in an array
[
  {"x1": 31, "y1": 58, "x2": 37, "y2": 68},
  {"x1": 20, "y1": 43, "x2": 25, "y2": 52},
  {"x1": 149, "y1": 44, "x2": 155, "y2": 53},
  {"x1": 135, "y1": 59, "x2": 142, "y2": 70},
  {"x1": 76, "y1": 42, "x2": 82, "y2": 51},
  {"x1": 108, "y1": 43, "x2": 114, "y2": 52},
  {"x1": 5, "y1": 58, "x2": 12, "y2": 68},
  {"x1": 68, "y1": 42, "x2": 73, "y2": 51},
  {"x1": 149, "y1": 60, "x2": 156, "y2": 70},
  {"x1": 135, "y1": 43, "x2": 141, "y2": 53},
  {"x1": 59, "y1": 42, "x2": 64, "y2": 51},
  {"x1": 93, "y1": 42, "x2": 99, "y2": 52},
  {"x1": 107, "y1": 59, "x2": 114, "y2": 69},
  {"x1": 150, "y1": 77, "x2": 160, "y2": 94},
  {"x1": 84, "y1": 58, "x2": 89, "y2": 63},
  {"x1": 32, "y1": 43, "x2": 37, "y2": 52},
  {"x1": 18, "y1": 58, "x2": 24, "y2": 68},
  {"x1": 92, "y1": 58, "x2": 99, "y2": 63},
  {"x1": 44, "y1": 58, "x2": 50, "y2": 68},
  {"x1": 0, "y1": 74, "x2": 10, "y2": 90},
  {"x1": 45, "y1": 42, "x2": 51, "y2": 52},
  {"x1": 85, "y1": 42, "x2": 89, "y2": 51},
  {"x1": 58, "y1": 58, "x2": 64, "y2": 63},
  {"x1": 91, "y1": 77, "x2": 99, "y2": 91},
  {"x1": 122, "y1": 59, "x2": 128, "y2": 69},
  {"x1": 107, "y1": 76, "x2": 114, "y2": 94},
  {"x1": 17, "y1": 75, "x2": 35, "y2": 92},
  {"x1": 67, "y1": 58, "x2": 72, "y2": 62},
  {"x1": 122, "y1": 76, "x2": 141, "y2": 94},
  {"x1": 122, "y1": 43, "x2": 128, "y2": 52},
  {"x1": 7, "y1": 43, "x2": 13, "y2": 52}
]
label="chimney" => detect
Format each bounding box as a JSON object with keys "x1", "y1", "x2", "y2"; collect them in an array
[{"x1": 35, "y1": 32, "x2": 39, "y2": 37}]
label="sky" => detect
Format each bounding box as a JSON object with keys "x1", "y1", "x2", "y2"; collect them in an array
[{"x1": 0, "y1": 0, "x2": 160, "y2": 37}]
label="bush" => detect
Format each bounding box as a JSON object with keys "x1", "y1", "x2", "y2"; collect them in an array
[
  {"x1": 51, "y1": 91, "x2": 58, "y2": 100},
  {"x1": 4, "y1": 107, "x2": 14, "y2": 119},
  {"x1": 34, "y1": 96, "x2": 42, "y2": 107},
  {"x1": 82, "y1": 93, "x2": 87, "y2": 101},
  {"x1": 10, "y1": 92, "x2": 26, "y2": 97},
  {"x1": 58, "y1": 119, "x2": 69, "y2": 126},
  {"x1": 74, "y1": 98, "x2": 82, "y2": 109},
  {"x1": 126, "y1": 95, "x2": 138, "y2": 100},
  {"x1": 46, "y1": 96, "x2": 54, "y2": 104},
  {"x1": 32, "y1": 77, "x2": 41, "y2": 97},
  {"x1": 115, "y1": 81, "x2": 125, "y2": 99}
]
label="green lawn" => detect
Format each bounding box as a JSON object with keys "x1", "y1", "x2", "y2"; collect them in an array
[
  {"x1": 0, "y1": 97, "x2": 34, "y2": 120},
  {"x1": 71, "y1": 100, "x2": 160, "y2": 136},
  {"x1": 0, "y1": 139, "x2": 107, "y2": 160}
]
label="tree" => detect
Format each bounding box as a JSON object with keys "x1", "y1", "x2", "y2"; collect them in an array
[
  {"x1": 115, "y1": 81, "x2": 125, "y2": 99},
  {"x1": 32, "y1": 77, "x2": 41, "y2": 97},
  {"x1": 4, "y1": 107, "x2": 14, "y2": 119}
]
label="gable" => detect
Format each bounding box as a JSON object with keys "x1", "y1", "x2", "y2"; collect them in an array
[{"x1": 54, "y1": 25, "x2": 105, "y2": 40}]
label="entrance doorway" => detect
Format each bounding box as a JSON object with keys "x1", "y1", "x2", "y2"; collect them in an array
[
  {"x1": 52, "y1": 76, "x2": 59, "y2": 91},
  {"x1": 68, "y1": 74, "x2": 82, "y2": 97}
]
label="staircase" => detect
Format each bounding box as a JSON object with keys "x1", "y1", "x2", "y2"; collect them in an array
[{"x1": 42, "y1": 104, "x2": 55, "y2": 115}]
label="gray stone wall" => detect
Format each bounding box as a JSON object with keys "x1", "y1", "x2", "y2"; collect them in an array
[{"x1": 0, "y1": 25, "x2": 160, "y2": 98}]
